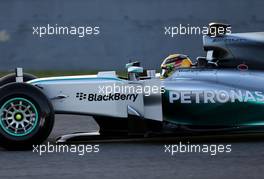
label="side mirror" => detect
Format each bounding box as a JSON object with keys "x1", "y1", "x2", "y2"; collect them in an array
[
  {"x1": 127, "y1": 66, "x2": 143, "y2": 81},
  {"x1": 127, "y1": 66, "x2": 143, "y2": 73},
  {"x1": 125, "y1": 61, "x2": 143, "y2": 81}
]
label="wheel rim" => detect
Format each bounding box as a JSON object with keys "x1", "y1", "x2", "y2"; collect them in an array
[{"x1": 0, "y1": 98, "x2": 39, "y2": 137}]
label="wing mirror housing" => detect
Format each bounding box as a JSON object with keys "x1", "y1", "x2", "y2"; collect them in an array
[
  {"x1": 127, "y1": 66, "x2": 143, "y2": 81},
  {"x1": 126, "y1": 61, "x2": 143, "y2": 81},
  {"x1": 127, "y1": 66, "x2": 143, "y2": 73}
]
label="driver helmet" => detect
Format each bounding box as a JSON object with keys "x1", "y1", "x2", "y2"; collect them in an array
[{"x1": 161, "y1": 54, "x2": 192, "y2": 78}]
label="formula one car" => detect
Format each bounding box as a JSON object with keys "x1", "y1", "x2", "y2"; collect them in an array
[{"x1": 0, "y1": 23, "x2": 264, "y2": 148}]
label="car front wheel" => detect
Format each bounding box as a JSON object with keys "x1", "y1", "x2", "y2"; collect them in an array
[{"x1": 0, "y1": 83, "x2": 54, "y2": 150}]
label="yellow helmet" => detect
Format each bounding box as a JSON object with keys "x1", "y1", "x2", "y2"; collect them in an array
[{"x1": 161, "y1": 54, "x2": 192, "y2": 78}]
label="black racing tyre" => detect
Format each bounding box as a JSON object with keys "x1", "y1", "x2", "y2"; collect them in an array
[
  {"x1": 0, "y1": 73, "x2": 37, "y2": 87},
  {"x1": 0, "y1": 83, "x2": 54, "y2": 150}
]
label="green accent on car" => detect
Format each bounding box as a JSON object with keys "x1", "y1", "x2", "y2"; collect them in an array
[
  {"x1": 0, "y1": 98, "x2": 39, "y2": 137},
  {"x1": 15, "y1": 113, "x2": 23, "y2": 121},
  {"x1": 28, "y1": 76, "x2": 124, "y2": 85},
  {"x1": 162, "y1": 90, "x2": 264, "y2": 126}
]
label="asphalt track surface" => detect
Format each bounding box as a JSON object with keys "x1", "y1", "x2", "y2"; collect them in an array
[{"x1": 1, "y1": 115, "x2": 264, "y2": 179}]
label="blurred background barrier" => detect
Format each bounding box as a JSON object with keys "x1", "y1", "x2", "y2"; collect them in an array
[{"x1": 0, "y1": 0, "x2": 263, "y2": 71}]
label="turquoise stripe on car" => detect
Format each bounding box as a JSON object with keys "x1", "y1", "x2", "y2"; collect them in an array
[{"x1": 28, "y1": 77, "x2": 124, "y2": 84}]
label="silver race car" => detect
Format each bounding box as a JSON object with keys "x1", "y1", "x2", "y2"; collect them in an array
[{"x1": 0, "y1": 23, "x2": 263, "y2": 148}]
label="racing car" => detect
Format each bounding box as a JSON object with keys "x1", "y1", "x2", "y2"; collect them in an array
[{"x1": 0, "y1": 23, "x2": 264, "y2": 148}]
